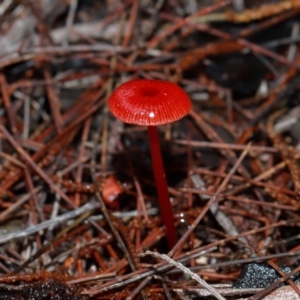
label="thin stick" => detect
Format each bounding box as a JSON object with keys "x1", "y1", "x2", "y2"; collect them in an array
[
  {"x1": 173, "y1": 139, "x2": 277, "y2": 153},
  {"x1": 91, "y1": 132, "x2": 139, "y2": 272},
  {"x1": 63, "y1": 0, "x2": 78, "y2": 47},
  {"x1": 43, "y1": 69, "x2": 63, "y2": 132},
  {"x1": 141, "y1": 251, "x2": 226, "y2": 300}
]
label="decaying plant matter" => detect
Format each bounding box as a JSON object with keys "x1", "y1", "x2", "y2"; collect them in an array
[{"x1": 1, "y1": 1, "x2": 300, "y2": 299}]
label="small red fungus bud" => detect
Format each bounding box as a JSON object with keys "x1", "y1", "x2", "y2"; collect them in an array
[
  {"x1": 108, "y1": 79, "x2": 191, "y2": 249},
  {"x1": 101, "y1": 175, "x2": 122, "y2": 209}
]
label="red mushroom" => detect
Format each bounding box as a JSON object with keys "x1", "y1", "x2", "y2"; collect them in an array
[{"x1": 108, "y1": 79, "x2": 191, "y2": 249}]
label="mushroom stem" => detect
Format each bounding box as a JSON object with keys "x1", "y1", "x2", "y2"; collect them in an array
[{"x1": 147, "y1": 125, "x2": 177, "y2": 249}]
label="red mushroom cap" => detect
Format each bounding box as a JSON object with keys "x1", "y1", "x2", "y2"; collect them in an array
[{"x1": 108, "y1": 79, "x2": 191, "y2": 126}]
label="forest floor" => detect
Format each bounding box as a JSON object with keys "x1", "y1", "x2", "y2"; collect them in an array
[{"x1": 1, "y1": 1, "x2": 300, "y2": 299}]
